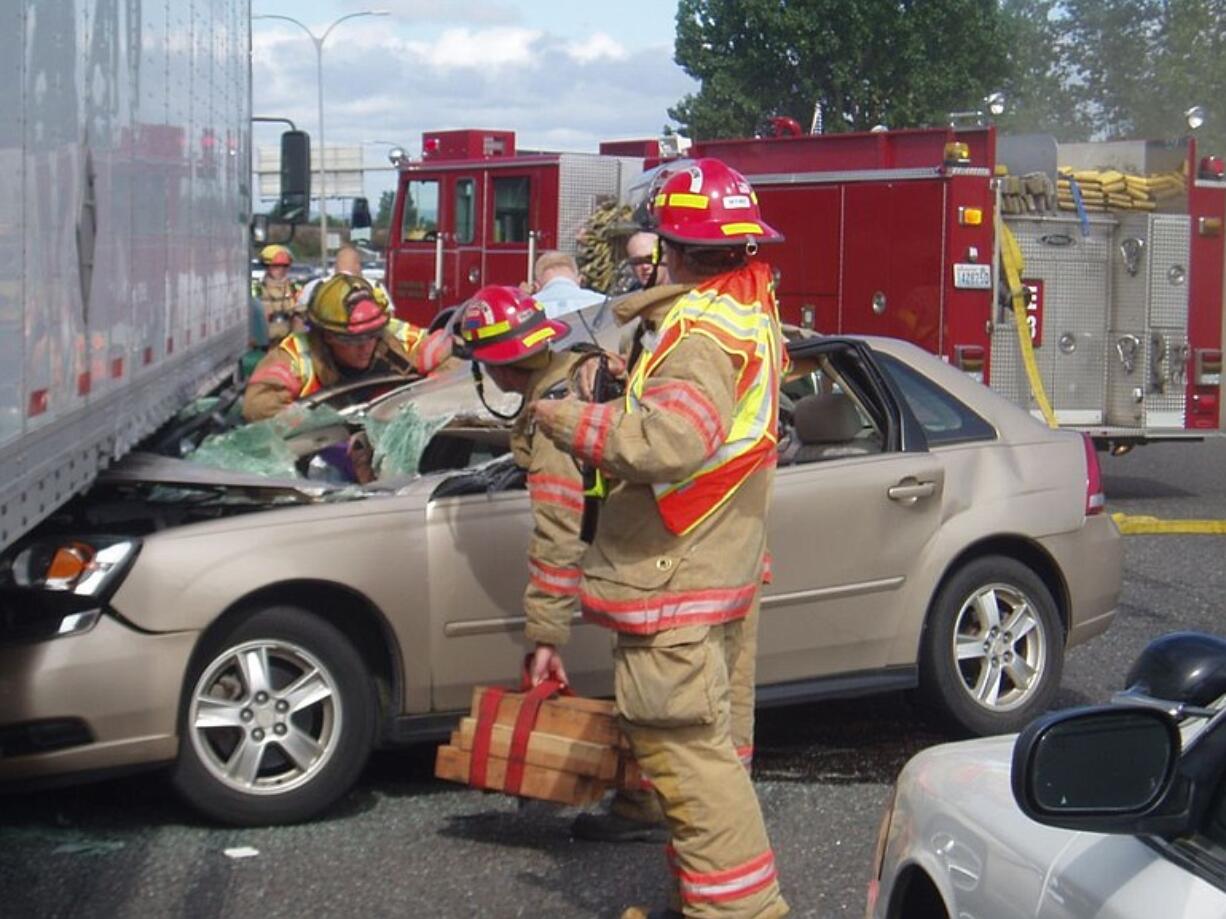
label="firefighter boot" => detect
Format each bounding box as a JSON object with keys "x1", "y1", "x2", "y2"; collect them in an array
[{"x1": 571, "y1": 788, "x2": 668, "y2": 843}]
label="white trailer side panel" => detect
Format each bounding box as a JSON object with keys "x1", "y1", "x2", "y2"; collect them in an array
[{"x1": 0, "y1": 0, "x2": 251, "y2": 549}]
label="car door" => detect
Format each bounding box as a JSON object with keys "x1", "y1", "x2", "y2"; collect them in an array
[
  {"x1": 423, "y1": 471, "x2": 615, "y2": 712},
  {"x1": 758, "y1": 340, "x2": 946, "y2": 684},
  {"x1": 1037, "y1": 832, "x2": 1226, "y2": 918}
]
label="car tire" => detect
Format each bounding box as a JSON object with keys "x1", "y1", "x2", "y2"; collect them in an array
[
  {"x1": 171, "y1": 606, "x2": 377, "y2": 825},
  {"x1": 919, "y1": 556, "x2": 1063, "y2": 736}
]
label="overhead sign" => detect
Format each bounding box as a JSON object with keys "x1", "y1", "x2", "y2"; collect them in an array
[{"x1": 256, "y1": 144, "x2": 365, "y2": 198}]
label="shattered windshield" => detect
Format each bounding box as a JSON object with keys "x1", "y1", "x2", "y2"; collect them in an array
[{"x1": 184, "y1": 400, "x2": 456, "y2": 488}]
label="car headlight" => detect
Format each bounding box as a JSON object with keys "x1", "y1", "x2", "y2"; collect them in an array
[
  {"x1": 8, "y1": 536, "x2": 140, "y2": 598},
  {"x1": 0, "y1": 536, "x2": 141, "y2": 644}
]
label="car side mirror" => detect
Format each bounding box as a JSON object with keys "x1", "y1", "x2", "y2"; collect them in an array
[{"x1": 1012, "y1": 706, "x2": 1187, "y2": 834}]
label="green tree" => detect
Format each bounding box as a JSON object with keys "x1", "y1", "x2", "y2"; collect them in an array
[
  {"x1": 375, "y1": 189, "x2": 395, "y2": 228},
  {"x1": 670, "y1": 0, "x2": 1014, "y2": 139},
  {"x1": 996, "y1": 0, "x2": 1088, "y2": 139}
]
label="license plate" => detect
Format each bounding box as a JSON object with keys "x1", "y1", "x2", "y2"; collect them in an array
[{"x1": 953, "y1": 263, "x2": 992, "y2": 289}]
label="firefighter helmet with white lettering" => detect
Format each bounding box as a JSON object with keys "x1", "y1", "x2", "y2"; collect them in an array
[{"x1": 646, "y1": 158, "x2": 783, "y2": 247}]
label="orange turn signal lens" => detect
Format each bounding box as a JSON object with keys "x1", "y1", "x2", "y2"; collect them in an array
[{"x1": 45, "y1": 543, "x2": 94, "y2": 590}]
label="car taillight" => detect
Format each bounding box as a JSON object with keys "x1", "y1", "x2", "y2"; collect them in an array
[{"x1": 1083, "y1": 434, "x2": 1105, "y2": 516}]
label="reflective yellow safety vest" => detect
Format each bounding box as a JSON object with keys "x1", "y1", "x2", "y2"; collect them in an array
[
  {"x1": 387, "y1": 317, "x2": 425, "y2": 355},
  {"x1": 278, "y1": 333, "x2": 322, "y2": 397},
  {"x1": 626, "y1": 260, "x2": 787, "y2": 535}
]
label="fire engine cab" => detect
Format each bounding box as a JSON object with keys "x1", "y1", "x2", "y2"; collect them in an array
[
  {"x1": 385, "y1": 125, "x2": 1226, "y2": 443},
  {"x1": 385, "y1": 129, "x2": 642, "y2": 327}
]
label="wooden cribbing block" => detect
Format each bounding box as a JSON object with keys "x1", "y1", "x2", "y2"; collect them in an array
[
  {"x1": 434, "y1": 743, "x2": 607, "y2": 805},
  {"x1": 466, "y1": 686, "x2": 625, "y2": 747},
  {"x1": 454, "y1": 718, "x2": 622, "y2": 781}
]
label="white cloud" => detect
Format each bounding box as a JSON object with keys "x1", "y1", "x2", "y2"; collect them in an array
[
  {"x1": 565, "y1": 33, "x2": 627, "y2": 63},
  {"x1": 251, "y1": 21, "x2": 697, "y2": 197},
  {"x1": 405, "y1": 27, "x2": 542, "y2": 70}
]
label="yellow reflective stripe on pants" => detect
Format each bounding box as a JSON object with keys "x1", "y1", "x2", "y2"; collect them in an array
[{"x1": 1112, "y1": 513, "x2": 1226, "y2": 535}]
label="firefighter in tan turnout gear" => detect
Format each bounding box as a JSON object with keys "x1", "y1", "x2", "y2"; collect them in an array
[
  {"x1": 454, "y1": 285, "x2": 585, "y2": 679},
  {"x1": 533, "y1": 158, "x2": 790, "y2": 919},
  {"x1": 242, "y1": 273, "x2": 453, "y2": 423},
  {"x1": 251, "y1": 244, "x2": 305, "y2": 347}
]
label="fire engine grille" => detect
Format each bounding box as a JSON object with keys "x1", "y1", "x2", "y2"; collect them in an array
[
  {"x1": 556, "y1": 155, "x2": 641, "y2": 259},
  {"x1": 1148, "y1": 215, "x2": 1191, "y2": 329},
  {"x1": 989, "y1": 319, "x2": 1029, "y2": 408}
]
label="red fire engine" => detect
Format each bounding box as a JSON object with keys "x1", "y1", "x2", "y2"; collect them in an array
[{"x1": 385, "y1": 125, "x2": 1226, "y2": 443}]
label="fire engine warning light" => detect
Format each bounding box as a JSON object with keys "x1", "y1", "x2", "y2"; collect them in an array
[{"x1": 958, "y1": 207, "x2": 984, "y2": 226}]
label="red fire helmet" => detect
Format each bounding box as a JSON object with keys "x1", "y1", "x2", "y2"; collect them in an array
[
  {"x1": 457, "y1": 285, "x2": 569, "y2": 365},
  {"x1": 648, "y1": 157, "x2": 784, "y2": 247}
]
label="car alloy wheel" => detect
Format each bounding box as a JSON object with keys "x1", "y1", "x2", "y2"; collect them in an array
[
  {"x1": 172, "y1": 606, "x2": 376, "y2": 825},
  {"x1": 188, "y1": 639, "x2": 341, "y2": 796},
  {"x1": 921, "y1": 555, "x2": 1063, "y2": 736},
  {"x1": 950, "y1": 582, "x2": 1046, "y2": 712}
]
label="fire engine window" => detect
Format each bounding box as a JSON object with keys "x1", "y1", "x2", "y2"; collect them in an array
[
  {"x1": 455, "y1": 179, "x2": 475, "y2": 245},
  {"x1": 401, "y1": 179, "x2": 439, "y2": 242},
  {"x1": 492, "y1": 177, "x2": 530, "y2": 243}
]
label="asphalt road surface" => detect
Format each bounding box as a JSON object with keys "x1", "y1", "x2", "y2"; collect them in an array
[{"x1": 2, "y1": 438, "x2": 1224, "y2": 918}]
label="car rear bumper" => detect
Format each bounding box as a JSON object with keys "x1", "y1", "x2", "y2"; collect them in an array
[
  {"x1": 1040, "y1": 513, "x2": 1122, "y2": 648},
  {"x1": 0, "y1": 615, "x2": 197, "y2": 781}
]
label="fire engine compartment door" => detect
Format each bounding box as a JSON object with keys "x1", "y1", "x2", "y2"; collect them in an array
[
  {"x1": 1000, "y1": 215, "x2": 1111, "y2": 424},
  {"x1": 841, "y1": 181, "x2": 945, "y2": 353}
]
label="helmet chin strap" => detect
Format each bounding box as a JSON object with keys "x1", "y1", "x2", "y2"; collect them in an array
[{"x1": 470, "y1": 362, "x2": 525, "y2": 420}]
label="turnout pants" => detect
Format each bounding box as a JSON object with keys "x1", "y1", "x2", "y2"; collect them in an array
[
  {"x1": 610, "y1": 597, "x2": 759, "y2": 824},
  {"x1": 614, "y1": 613, "x2": 787, "y2": 919}
]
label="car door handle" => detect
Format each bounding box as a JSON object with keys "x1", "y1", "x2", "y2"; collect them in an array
[{"x1": 887, "y1": 479, "x2": 937, "y2": 501}]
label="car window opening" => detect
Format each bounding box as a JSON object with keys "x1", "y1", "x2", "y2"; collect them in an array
[{"x1": 778, "y1": 351, "x2": 886, "y2": 466}]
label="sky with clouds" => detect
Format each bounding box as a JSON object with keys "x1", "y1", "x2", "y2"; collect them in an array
[{"x1": 251, "y1": 0, "x2": 698, "y2": 204}]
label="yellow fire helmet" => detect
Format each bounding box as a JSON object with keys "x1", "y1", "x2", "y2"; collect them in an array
[
  {"x1": 259, "y1": 244, "x2": 293, "y2": 266},
  {"x1": 308, "y1": 274, "x2": 390, "y2": 338}
]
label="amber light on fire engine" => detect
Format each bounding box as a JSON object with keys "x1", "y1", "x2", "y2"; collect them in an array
[
  {"x1": 958, "y1": 206, "x2": 984, "y2": 226},
  {"x1": 944, "y1": 142, "x2": 971, "y2": 166}
]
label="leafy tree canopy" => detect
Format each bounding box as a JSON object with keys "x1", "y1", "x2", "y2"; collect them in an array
[{"x1": 671, "y1": 0, "x2": 1226, "y2": 151}]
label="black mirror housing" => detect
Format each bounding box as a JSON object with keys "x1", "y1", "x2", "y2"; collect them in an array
[
  {"x1": 279, "y1": 130, "x2": 311, "y2": 223},
  {"x1": 1012, "y1": 705, "x2": 1190, "y2": 835}
]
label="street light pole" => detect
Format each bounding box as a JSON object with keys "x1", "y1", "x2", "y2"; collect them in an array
[{"x1": 253, "y1": 10, "x2": 388, "y2": 273}]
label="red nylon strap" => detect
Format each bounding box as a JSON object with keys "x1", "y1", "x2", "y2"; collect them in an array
[
  {"x1": 468, "y1": 687, "x2": 506, "y2": 790},
  {"x1": 504, "y1": 679, "x2": 564, "y2": 795}
]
